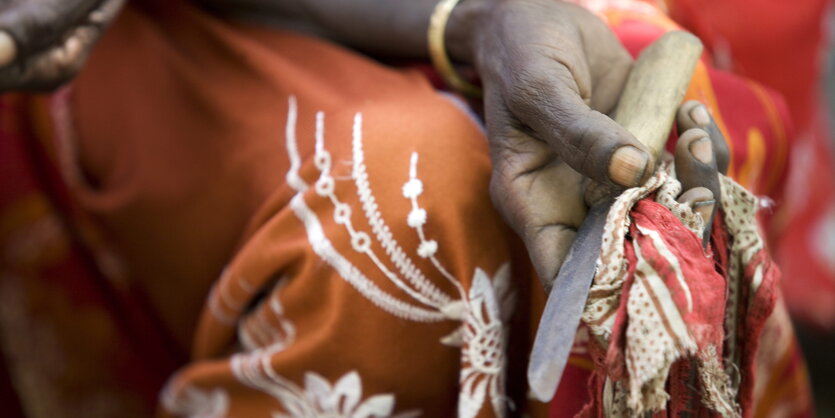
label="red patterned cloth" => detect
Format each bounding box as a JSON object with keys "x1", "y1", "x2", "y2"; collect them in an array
[
  {"x1": 668, "y1": 0, "x2": 835, "y2": 330},
  {"x1": 543, "y1": 1, "x2": 817, "y2": 416},
  {"x1": 575, "y1": 167, "x2": 785, "y2": 417}
]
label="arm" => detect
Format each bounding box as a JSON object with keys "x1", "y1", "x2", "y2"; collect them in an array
[{"x1": 197, "y1": 0, "x2": 481, "y2": 62}]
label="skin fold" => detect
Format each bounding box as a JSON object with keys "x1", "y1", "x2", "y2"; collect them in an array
[{"x1": 0, "y1": 0, "x2": 726, "y2": 288}]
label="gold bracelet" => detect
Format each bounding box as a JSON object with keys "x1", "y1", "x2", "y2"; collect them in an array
[{"x1": 428, "y1": 0, "x2": 482, "y2": 97}]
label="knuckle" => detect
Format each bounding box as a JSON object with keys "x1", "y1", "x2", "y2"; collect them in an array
[{"x1": 564, "y1": 108, "x2": 597, "y2": 151}]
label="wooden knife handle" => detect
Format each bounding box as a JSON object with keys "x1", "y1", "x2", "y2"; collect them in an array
[{"x1": 613, "y1": 31, "x2": 703, "y2": 160}]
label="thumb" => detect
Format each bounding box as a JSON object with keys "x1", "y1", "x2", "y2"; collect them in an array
[{"x1": 509, "y1": 64, "x2": 653, "y2": 188}]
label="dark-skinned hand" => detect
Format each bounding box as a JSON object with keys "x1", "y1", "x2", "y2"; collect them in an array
[
  {"x1": 0, "y1": 0, "x2": 123, "y2": 92},
  {"x1": 467, "y1": 1, "x2": 728, "y2": 288}
]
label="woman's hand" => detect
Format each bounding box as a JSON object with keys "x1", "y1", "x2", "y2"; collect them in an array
[
  {"x1": 464, "y1": 1, "x2": 637, "y2": 285},
  {"x1": 473, "y1": 1, "x2": 645, "y2": 186},
  {"x1": 0, "y1": 0, "x2": 124, "y2": 92},
  {"x1": 463, "y1": 1, "x2": 727, "y2": 287}
]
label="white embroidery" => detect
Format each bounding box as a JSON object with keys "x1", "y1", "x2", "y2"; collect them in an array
[
  {"x1": 285, "y1": 96, "x2": 308, "y2": 193},
  {"x1": 207, "y1": 291, "x2": 237, "y2": 327},
  {"x1": 207, "y1": 269, "x2": 252, "y2": 326},
  {"x1": 404, "y1": 152, "x2": 515, "y2": 417},
  {"x1": 232, "y1": 348, "x2": 418, "y2": 418},
  {"x1": 284, "y1": 98, "x2": 445, "y2": 322},
  {"x1": 407, "y1": 208, "x2": 427, "y2": 228},
  {"x1": 350, "y1": 115, "x2": 454, "y2": 308},
  {"x1": 160, "y1": 384, "x2": 230, "y2": 418},
  {"x1": 417, "y1": 240, "x2": 438, "y2": 258},
  {"x1": 282, "y1": 96, "x2": 513, "y2": 417},
  {"x1": 311, "y1": 111, "x2": 450, "y2": 312},
  {"x1": 290, "y1": 193, "x2": 445, "y2": 322},
  {"x1": 403, "y1": 152, "x2": 467, "y2": 296},
  {"x1": 459, "y1": 266, "x2": 513, "y2": 418},
  {"x1": 239, "y1": 292, "x2": 297, "y2": 353}
]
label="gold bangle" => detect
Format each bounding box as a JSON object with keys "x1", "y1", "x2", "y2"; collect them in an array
[{"x1": 428, "y1": 0, "x2": 482, "y2": 97}]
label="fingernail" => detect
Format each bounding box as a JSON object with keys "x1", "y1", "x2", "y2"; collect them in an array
[
  {"x1": 0, "y1": 31, "x2": 15, "y2": 68},
  {"x1": 610, "y1": 146, "x2": 648, "y2": 187},
  {"x1": 690, "y1": 104, "x2": 711, "y2": 127},
  {"x1": 689, "y1": 137, "x2": 713, "y2": 164}
]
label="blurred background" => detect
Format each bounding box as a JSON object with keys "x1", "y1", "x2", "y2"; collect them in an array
[{"x1": 801, "y1": 9, "x2": 835, "y2": 416}]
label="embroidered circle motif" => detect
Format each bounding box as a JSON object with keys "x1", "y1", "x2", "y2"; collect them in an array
[
  {"x1": 333, "y1": 203, "x2": 352, "y2": 224},
  {"x1": 315, "y1": 177, "x2": 335, "y2": 196},
  {"x1": 352, "y1": 232, "x2": 372, "y2": 252},
  {"x1": 314, "y1": 152, "x2": 331, "y2": 171}
]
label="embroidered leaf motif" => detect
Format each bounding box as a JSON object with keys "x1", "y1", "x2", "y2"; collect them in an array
[
  {"x1": 353, "y1": 394, "x2": 396, "y2": 418},
  {"x1": 161, "y1": 385, "x2": 230, "y2": 418}
]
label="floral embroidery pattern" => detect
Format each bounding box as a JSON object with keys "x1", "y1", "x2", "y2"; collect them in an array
[
  {"x1": 232, "y1": 348, "x2": 417, "y2": 418},
  {"x1": 238, "y1": 288, "x2": 296, "y2": 353},
  {"x1": 459, "y1": 266, "x2": 513, "y2": 418},
  {"x1": 160, "y1": 384, "x2": 230, "y2": 418},
  {"x1": 281, "y1": 96, "x2": 514, "y2": 417}
]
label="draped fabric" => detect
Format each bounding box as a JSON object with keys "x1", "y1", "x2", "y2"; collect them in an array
[
  {"x1": 547, "y1": 2, "x2": 817, "y2": 416},
  {"x1": 667, "y1": 0, "x2": 835, "y2": 334},
  {"x1": 0, "y1": 0, "x2": 821, "y2": 416}
]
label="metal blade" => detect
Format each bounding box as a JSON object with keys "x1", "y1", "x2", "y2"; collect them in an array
[{"x1": 527, "y1": 201, "x2": 611, "y2": 402}]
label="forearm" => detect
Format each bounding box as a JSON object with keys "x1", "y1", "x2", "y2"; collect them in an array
[{"x1": 197, "y1": 0, "x2": 489, "y2": 63}]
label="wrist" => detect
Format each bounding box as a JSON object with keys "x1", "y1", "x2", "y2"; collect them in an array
[{"x1": 444, "y1": 0, "x2": 492, "y2": 64}]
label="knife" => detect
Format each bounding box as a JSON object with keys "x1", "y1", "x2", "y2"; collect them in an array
[{"x1": 527, "y1": 30, "x2": 704, "y2": 403}]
